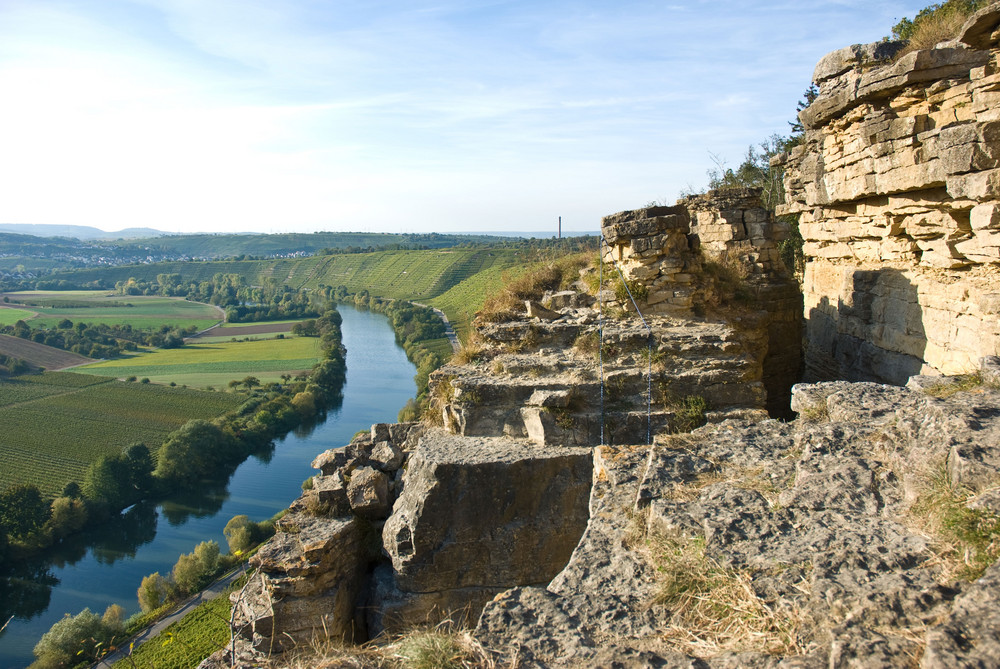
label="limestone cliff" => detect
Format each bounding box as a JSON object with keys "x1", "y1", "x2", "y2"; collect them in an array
[{"x1": 779, "y1": 3, "x2": 1000, "y2": 384}]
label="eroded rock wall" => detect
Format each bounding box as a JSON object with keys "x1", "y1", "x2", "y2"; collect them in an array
[
  {"x1": 601, "y1": 192, "x2": 802, "y2": 415},
  {"x1": 779, "y1": 4, "x2": 1000, "y2": 383}
]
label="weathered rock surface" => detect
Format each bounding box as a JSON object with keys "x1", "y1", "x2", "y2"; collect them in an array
[
  {"x1": 433, "y1": 314, "x2": 770, "y2": 445},
  {"x1": 778, "y1": 4, "x2": 1000, "y2": 383},
  {"x1": 374, "y1": 430, "x2": 593, "y2": 635},
  {"x1": 236, "y1": 422, "x2": 422, "y2": 651},
  {"x1": 383, "y1": 430, "x2": 592, "y2": 592},
  {"x1": 475, "y1": 379, "x2": 1000, "y2": 667}
]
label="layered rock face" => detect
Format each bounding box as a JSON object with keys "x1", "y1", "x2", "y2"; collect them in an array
[
  {"x1": 779, "y1": 5, "x2": 1000, "y2": 383},
  {"x1": 601, "y1": 191, "x2": 802, "y2": 415},
  {"x1": 432, "y1": 316, "x2": 769, "y2": 447}
]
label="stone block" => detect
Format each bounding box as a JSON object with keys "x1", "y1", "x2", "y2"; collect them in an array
[
  {"x1": 347, "y1": 466, "x2": 391, "y2": 519},
  {"x1": 370, "y1": 441, "x2": 404, "y2": 472},
  {"x1": 383, "y1": 430, "x2": 593, "y2": 593}
]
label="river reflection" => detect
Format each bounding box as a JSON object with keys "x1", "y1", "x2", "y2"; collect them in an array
[{"x1": 0, "y1": 305, "x2": 417, "y2": 668}]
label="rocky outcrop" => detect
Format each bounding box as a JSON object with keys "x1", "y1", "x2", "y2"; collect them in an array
[
  {"x1": 476, "y1": 370, "x2": 1000, "y2": 667},
  {"x1": 375, "y1": 431, "x2": 592, "y2": 635},
  {"x1": 230, "y1": 422, "x2": 593, "y2": 651},
  {"x1": 233, "y1": 422, "x2": 420, "y2": 650},
  {"x1": 778, "y1": 3, "x2": 1000, "y2": 384},
  {"x1": 601, "y1": 191, "x2": 802, "y2": 416}
]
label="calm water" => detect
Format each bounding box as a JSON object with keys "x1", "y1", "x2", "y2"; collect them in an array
[{"x1": 0, "y1": 305, "x2": 417, "y2": 668}]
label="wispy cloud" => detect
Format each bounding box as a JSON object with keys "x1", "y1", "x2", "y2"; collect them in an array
[{"x1": 0, "y1": 0, "x2": 935, "y2": 232}]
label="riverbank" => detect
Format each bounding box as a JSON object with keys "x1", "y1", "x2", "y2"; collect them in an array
[{"x1": 0, "y1": 306, "x2": 418, "y2": 669}]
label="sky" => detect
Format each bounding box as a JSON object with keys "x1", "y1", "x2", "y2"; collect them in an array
[{"x1": 0, "y1": 1, "x2": 934, "y2": 236}]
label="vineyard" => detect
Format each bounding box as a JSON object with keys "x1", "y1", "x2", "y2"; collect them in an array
[
  {"x1": 0, "y1": 334, "x2": 94, "y2": 370},
  {"x1": 109, "y1": 582, "x2": 238, "y2": 668},
  {"x1": 0, "y1": 372, "x2": 245, "y2": 497}
]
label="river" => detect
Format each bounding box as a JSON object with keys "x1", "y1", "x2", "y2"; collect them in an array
[{"x1": 0, "y1": 305, "x2": 417, "y2": 669}]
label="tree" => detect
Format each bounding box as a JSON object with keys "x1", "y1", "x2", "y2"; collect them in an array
[
  {"x1": 154, "y1": 420, "x2": 238, "y2": 484},
  {"x1": 32, "y1": 608, "x2": 108, "y2": 667},
  {"x1": 224, "y1": 515, "x2": 255, "y2": 555},
  {"x1": 0, "y1": 484, "x2": 50, "y2": 540},
  {"x1": 83, "y1": 454, "x2": 131, "y2": 508},
  {"x1": 789, "y1": 83, "x2": 819, "y2": 136},
  {"x1": 137, "y1": 572, "x2": 170, "y2": 613},
  {"x1": 705, "y1": 133, "x2": 794, "y2": 211},
  {"x1": 123, "y1": 443, "x2": 154, "y2": 500},
  {"x1": 101, "y1": 603, "x2": 125, "y2": 635},
  {"x1": 45, "y1": 496, "x2": 88, "y2": 541},
  {"x1": 172, "y1": 552, "x2": 202, "y2": 595},
  {"x1": 194, "y1": 540, "x2": 220, "y2": 575}
]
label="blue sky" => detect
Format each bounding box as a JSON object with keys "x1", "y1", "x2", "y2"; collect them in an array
[{"x1": 0, "y1": 1, "x2": 932, "y2": 235}]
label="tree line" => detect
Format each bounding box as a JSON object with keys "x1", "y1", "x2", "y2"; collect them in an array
[
  {"x1": 1, "y1": 318, "x2": 191, "y2": 359},
  {"x1": 115, "y1": 272, "x2": 327, "y2": 323}
]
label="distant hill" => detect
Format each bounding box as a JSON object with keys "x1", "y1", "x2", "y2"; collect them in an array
[
  {"x1": 0, "y1": 224, "x2": 167, "y2": 240},
  {"x1": 0, "y1": 334, "x2": 94, "y2": 371}
]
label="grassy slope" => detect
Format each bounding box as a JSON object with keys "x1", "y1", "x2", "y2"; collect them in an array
[
  {"x1": 48, "y1": 248, "x2": 534, "y2": 340},
  {"x1": 0, "y1": 373, "x2": 245, "y2": 496}
]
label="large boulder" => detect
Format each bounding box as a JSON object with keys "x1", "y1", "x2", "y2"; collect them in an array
[{"x1": 378, "y1": 430, "x2": 593, "y2": 628}]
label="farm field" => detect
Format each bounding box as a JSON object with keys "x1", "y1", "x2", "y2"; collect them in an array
[
  {"x1": 1, "y1": 291, "x2": 223, "y2": 331},
  {"x1": 73, "y1": 334, "x2": 323, "y2": 388},
  {"x1": 0, "y1": 372, "x2": 245, "y2": 497},
  {"x1": 0, "y1": 334, "x2": 94, "y2": 370},
  {"x1": 0, "y1": 306, "x2": 36, "y2": 325},
  {"x1": 194, "y1": 320, "x2": 302, "y2": 342}
]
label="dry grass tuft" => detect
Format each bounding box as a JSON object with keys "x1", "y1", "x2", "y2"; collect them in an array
[
  {"x1": 453, "y1": 338, "x2": 488, "y2": 366},
  {"x1": 390, "y1": 627, "x2": 500, "y2": 669},
  {"x1": 921, "y1": 372, "x2": 994, "y2": 399},
  {"x1": 898, "y1": 8, "x2": 971, "y2": 56},
  {"x1": 665, "y1": 471, "x2": 726, "y2": 502},
  {"x1": 798, "y1": 400, "x2": 829, "y2": 423},
  {"x1": 476, "y1": 252, "x2": 594, "y2": 325},
  {"x1": 273, "y1": 622, "x2": 504, "y2": 669},
  {"x1": 907, "y1": 463, "x2": 1000, "y2": 582},
  {"x1": 647, "y1": 533, "x2": 806, "y2": 658}
]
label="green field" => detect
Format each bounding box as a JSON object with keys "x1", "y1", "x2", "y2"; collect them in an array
[
  {"x1": 0, "y1": 306, "x2": 36, "y2": 325},
  {"x1": 0, "y1": 372, "x2": 245, "y2": 497},
  {"x1": 1, "y1": 291, "x2": 223, "y2": 331},
  {"x1": 74, "y1": 336, "x2": 323, "y2": 388}
]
